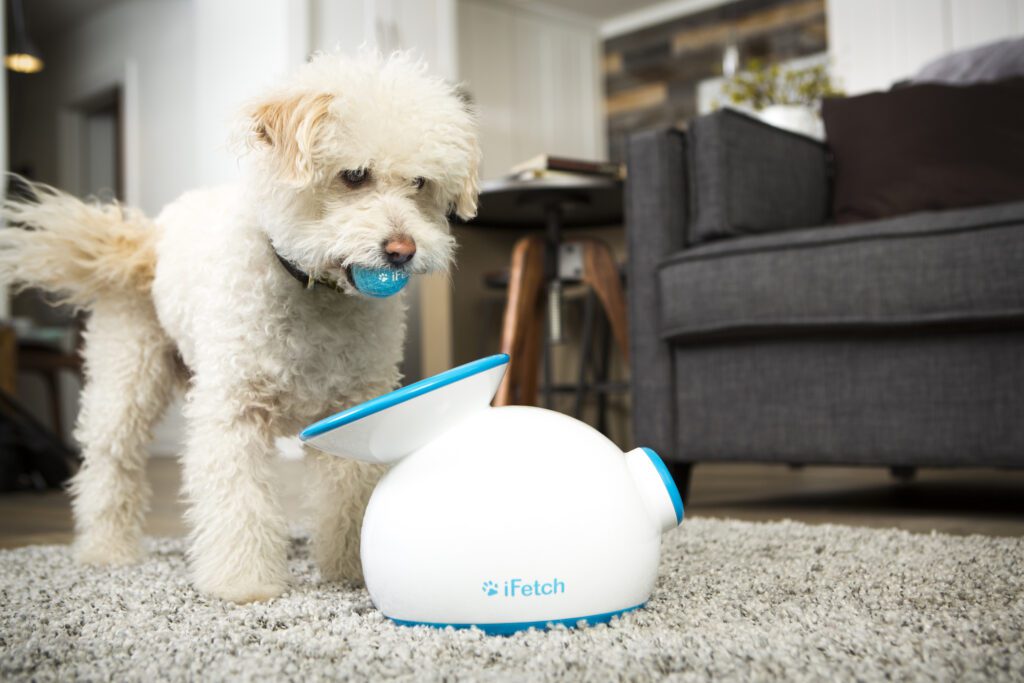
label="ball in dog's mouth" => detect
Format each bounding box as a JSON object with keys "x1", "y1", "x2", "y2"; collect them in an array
[{"x1": 348, "y1": 265, "x2": 410, "y2": 298}]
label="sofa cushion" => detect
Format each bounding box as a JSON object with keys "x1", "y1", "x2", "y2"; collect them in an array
[
  {"x1": 913, "y1": 36, "x2": 1024, "y2": 84},
  {"x1": 822, "y1": 79, "x2": 1024, "y2": 223},
  {"x1": 686, "y1": 109, "x2": 830, "y2": 245},
  {"x1": 657, "y1": 200, "x2": 1024, "y2": 341}
]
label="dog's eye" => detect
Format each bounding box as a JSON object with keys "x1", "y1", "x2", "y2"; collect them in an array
[
  {"x1": 340, "y1": 168, "x2": 369, "y2": 187},
  {"x1": 412, "y1": 177, "x2": 426, "y2": 190}
]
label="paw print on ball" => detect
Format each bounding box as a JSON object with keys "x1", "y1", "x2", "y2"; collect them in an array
[
  {"x1": 481, "y1": 580, "x2": 499, "y2": 596},
  {"x1": 350, "y1": 265, "x2": 409, "y2": 298}
]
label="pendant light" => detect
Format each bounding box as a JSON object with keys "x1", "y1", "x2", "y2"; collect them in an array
[{"x1": 5, "y1": 0, "x2": 44, "y2": 74}]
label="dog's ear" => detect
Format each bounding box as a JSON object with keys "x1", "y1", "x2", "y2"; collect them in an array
[
  {"x1": 453, "y1": 137, "x2": 481, "y2": 221},
  {"x1": 246, "y1": 92, "x2": 334, "y2": 185}
]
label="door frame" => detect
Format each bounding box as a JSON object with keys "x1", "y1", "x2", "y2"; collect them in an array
[{"x1": 57, "y1": 60, "x2": 140, "y2": 205}]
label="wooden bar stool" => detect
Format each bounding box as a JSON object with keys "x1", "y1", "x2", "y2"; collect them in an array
[
  {"x1": 459, "y1": 173, "x2": 626, "y2": 423},
  {"x1": 494, "y1": 235, "x2": 629, "y2": 412}
]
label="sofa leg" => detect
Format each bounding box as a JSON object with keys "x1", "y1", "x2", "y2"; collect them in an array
[
  {"x1": 890, "y1": 466, "x2": 916, "y2": 482},
  {"x1": 667, "y1": 462, "x2": 693, "y2": 504}
]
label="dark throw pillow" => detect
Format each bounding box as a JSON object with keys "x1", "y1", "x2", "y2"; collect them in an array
[{"x1": 822, "y1": 79, "x2": 1024, "y2": 223}]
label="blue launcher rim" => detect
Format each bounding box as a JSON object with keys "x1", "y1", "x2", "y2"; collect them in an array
[
  {"x1": 300, "y1": 354, "x2": 510, "y2": 440},
  {"x1": 641, "y1": 447, "x2": 684, "y2": 525},
  {"x1": 387, "y1": 603, "x2": 646, "y2": 636}
]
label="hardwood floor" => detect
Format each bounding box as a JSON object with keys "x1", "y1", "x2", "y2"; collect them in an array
[
  {"x1": 2, "y1": 457, "x2": 1023, "y2": 550},
  {"x1": 683, "y1": 462, "x2": 1024, "y2": 537}
]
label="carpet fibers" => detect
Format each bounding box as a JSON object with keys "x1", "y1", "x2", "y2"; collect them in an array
[{"x1": 2, "y1": 518, "x2": 1022, "y2": 682}]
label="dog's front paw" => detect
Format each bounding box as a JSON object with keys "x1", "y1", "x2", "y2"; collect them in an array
[
  {"x1": 191, "y1": 550, "x2": 290, "y2": 603},
  {"x1": 73, "y1": 532, "x2": 143, "y2": 567},
  {"x1": 198, "y1": 576, "x2": 287, "y2": 604}
]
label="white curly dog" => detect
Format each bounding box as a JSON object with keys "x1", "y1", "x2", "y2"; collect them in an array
[{"x1": 0, "y1": 52, "x2": 480, "y2": 603}]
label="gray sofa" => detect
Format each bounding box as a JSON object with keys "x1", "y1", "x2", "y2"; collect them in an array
[{"x1": 625, "y1": 110, "x2": 1024, "y2": 497}]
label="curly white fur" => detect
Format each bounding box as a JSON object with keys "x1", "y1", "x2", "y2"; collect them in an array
[{"x1": 0, "y1": 51, "x2": 479, "y2": 603}]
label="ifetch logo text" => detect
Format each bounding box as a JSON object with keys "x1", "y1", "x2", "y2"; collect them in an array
[{"x1": 481, "y1": 578, "x2": 565, "y2": 598}]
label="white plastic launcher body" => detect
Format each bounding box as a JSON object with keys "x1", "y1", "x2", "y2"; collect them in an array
[{"x1": 300, "y1": 354, "x2": 683, "y2": 635}]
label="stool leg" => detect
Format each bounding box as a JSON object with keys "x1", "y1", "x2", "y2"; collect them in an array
[
  {"x1": 596, "y1": 310, "x2": 612, "y2": 434},
  {"x1": 580, "y1": 239, "x2": 630, "y2": 361},
  {"x1": 45, "y1": 371, "x2": 64, "y2": 445},
  {"x1": 518, "y1": 284, "x2": 544, "y2": 406},
  {"x1": 495, "y1": 235, "x2": 545, "y2": 406},
  {"x1": 573, "y1": 290, "x2": 597, "y2": 419}
]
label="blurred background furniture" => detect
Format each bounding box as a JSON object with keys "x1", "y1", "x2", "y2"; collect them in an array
[
  {"x1": 0, "y1": 322, "x2": 76, "y2": 491},
  {"x1": 626, "y1": 109, "x2": 1024, "y2": 499},
  {"x1": 0, "y1": 324, "x2": 15, "y2": 395},
  {"x1": 12, "y1": 321, "x2": 84, "y2": 449},
  {"x1": 494, "y1": 235, "x2": 627, "y2": 422},
  {"x1": 468, "y1": 176, "x2": 628, "y2": 423},
  {"x1": 17, "y1": 337, "x2": 83, "y2": 447}
]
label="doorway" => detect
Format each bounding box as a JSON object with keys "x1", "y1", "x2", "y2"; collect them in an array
[{"x1": 75, "y1": 87, "x2": 123, "y2": 200}]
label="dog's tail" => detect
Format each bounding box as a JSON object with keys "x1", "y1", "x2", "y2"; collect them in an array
[{"x1": 0, "y1": 179, "x2": 158, "y2": 309}]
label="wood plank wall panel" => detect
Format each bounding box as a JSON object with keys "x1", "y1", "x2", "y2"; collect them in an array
[{"x1": 603, "y1": 0, "x2": 827, "y2": 162}]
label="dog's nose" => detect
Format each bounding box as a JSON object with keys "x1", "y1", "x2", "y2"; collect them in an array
[{"x1": 384, "y1": 236, "x2": 416, "y2": 266}]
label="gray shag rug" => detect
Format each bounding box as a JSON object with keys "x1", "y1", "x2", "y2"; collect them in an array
[{"x1": 2, "y1": 518, "x2": 1022, "y2": 682}]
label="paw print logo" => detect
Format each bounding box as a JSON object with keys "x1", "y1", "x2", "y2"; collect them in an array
[{"x1": 481, "y1": 580, "x2": 499, "y2": 597}]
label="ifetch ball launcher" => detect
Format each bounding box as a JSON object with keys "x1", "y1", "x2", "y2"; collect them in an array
[{"x1": 301, "y1": 354, "x2": 684, "y2": 635}]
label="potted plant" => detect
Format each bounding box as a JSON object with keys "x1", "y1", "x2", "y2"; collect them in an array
[{"x1": 719, "y1": 58, "x2": 842, "y2": 139}]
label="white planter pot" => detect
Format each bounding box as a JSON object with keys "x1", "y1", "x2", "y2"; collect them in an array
[{"x1": 759, "y1": 105, "x2": 825, "y2": 140}]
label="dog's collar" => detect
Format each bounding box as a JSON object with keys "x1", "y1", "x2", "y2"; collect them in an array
[{"x1": 272, "y1": 246, "x2": 337, "y2": 291}]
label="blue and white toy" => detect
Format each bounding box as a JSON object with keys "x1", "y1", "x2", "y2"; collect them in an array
[
  {"x1": 300, "y1": 354, "x2": 683, "y2": 635},
  {"x1": 350, "y1": 265, "x2": 409, "y2": 298}
]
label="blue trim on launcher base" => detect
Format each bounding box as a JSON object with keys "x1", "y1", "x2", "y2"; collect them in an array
[{"x1": 387, "y1": 603, "x2": 646, "y2": 636}]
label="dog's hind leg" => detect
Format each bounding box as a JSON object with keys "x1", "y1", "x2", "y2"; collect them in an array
[
  {"x1": 71, "y1": 298, "x2": 179, "y2": 566},
  {"x1": 306, "y1": 451, "x2": 385, "y2": 584},
  {"x1": 180, "y1": 381, "x2": 291, "y2": 603}
]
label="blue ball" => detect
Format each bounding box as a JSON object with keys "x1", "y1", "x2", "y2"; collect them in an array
[{"x1": 351, "y1": 265, "x2": 410, "y2": 298}]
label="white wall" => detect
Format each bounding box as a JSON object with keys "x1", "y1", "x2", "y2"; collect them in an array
[
  {"x1": 9, "y1": 0, "x2": 320, "y2": 454},
  {"x1": 308, "y1": 0, "x2": 458, "y2": 379},
  {"x1": 457, "y1": 0, "x2": 604, "y2": 179},
  {"x1": 310, "y1": 0, "x2": 370, "y2": 54},
  {"x1": 310, "y1": 0, "x2": 456, "y2": 78},
  {"x1": 8, "y1": 0, "x2": 198, "y2": 451},
  {"x1": 10, "y1": 0, "x2": 196, "y2": 214},
  {"x1": 828, "y1": 0, "x2": 1024, "y2": 94},
  {"x1": 160, "y1": 0, "x2": 314, "y2": 454},
  {"x1": 449, "y1": 0, "x2": 612, "y2": 419},
  {"x1": 10, "y1": 0, "x2": 598, "y2": 451},
  {"x1": 194, "y1": 0, "x2": 310, "y2": 186}
]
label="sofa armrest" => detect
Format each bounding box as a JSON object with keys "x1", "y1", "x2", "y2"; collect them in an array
[
  {"x1": 688, "y1": 108, "x2": 831, "y2": 244},
  {"x1": 624, "y1": 129, "x2": 687, "y2": 459}
]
